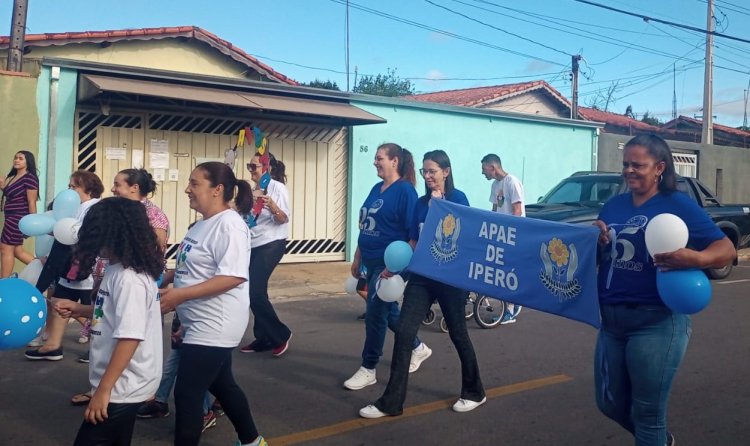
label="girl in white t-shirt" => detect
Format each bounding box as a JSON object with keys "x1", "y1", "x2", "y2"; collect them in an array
[
  {"x1": 159, "y1": 162, "x2": 266, "y2": 446},
  {"x1": 54, "y1": 197, "x2": 166, "y2": 446}
]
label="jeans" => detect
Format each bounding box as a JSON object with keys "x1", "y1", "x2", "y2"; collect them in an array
[
  {"x1": 361, "y1": 260, "x2": 420, "y2": 370},
  {"x1": 73, "y1": 402, "x2": 141, "y2": 446},
  {"x1": 249, "y1": 239, "x2": 291, "y2": 349},
  {"x1": 374, "y1": 274, "x2": 484, "y2": 414},
  {"x1": 174, "y1": 344, "x2": 258, "y2": 446},
  {"x1": 155, "y1": 348, "x2": 212, "y2": 415},
  {"x1": 595, "y1": 304, "x2": 691, "y2": 446}
]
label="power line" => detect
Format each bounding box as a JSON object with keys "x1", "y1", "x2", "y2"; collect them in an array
[
  {"x1": 424, "y1": 0, "x2": 572, "y2": 57},
  {"x1": 460, "y1": 0, "x2": 706, "y2": 62},
  {"x1": 574, "y1": 0, "x2": 750, "y2": 45},
  {"x1": 328, "y1": 0, "x2": 567, "y2": 67},
  {"x1": 248, "y1": 51, "x2": 568, "y2": 83}
]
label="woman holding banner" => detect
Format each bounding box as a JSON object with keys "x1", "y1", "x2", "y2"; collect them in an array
[
  {"x1": 593, "y1": 134, "x2": 735, "y2": 446},
  {"x1": 345, "y1": 143, "x2": 431, "y2": 391},
  {"x1": 359, "y1": 149, "x2": 485, "y2": 418}
]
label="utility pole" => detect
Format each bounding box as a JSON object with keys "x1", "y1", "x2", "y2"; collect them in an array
[
  {"x1": 571, "y1": 54, "x2": 581, "y2": 120},
  {"x1": 743, "y1": 74, "x2": 750, "y2": 128},
  {"x1": 345, "y1": 0, "x2": 350, "y2": 92},
  {"x1": 701, "y1": 0, "x2": 714, "y2": 144},
  {"x1": 6, "y1": 0, "x2": 29, "y2": 72},
  {"x1": 672, "y1": 63, "x2": 677, "y2": 120}
]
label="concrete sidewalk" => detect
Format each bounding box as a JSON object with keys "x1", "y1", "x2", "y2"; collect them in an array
[
  {"x1": 269, "y1": 248, "x2": 750, "y2": 299},
  {"x1": 268, "y1": 261, "x2": 352, "y2": 300}
]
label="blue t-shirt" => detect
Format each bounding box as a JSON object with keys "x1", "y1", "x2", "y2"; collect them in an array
[
  {"x1": 597, "y1": 191, "x2": 725, "y2": 305},
  {"x1": 357, "y1": 180, "x2": 418, "y2": 262},
  {"x1": 409, "y1": 189, "x2": 470, "y2": 241}
]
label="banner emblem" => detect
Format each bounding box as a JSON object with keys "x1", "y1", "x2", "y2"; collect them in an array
[
  {"x1": 540, "y1": 238, "x2": 582, "y2": 301},
  {"x1": 430, "y1": 213, "x2": 460, "y2": 264}
]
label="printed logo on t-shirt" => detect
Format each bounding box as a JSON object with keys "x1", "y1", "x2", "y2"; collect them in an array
[
  {"x1": 175, "y1": 236, "x2": 197, "y2": 271},
  {"x1": 90, "y1": 289, "x2": 107, "y2": 336},
  {"x1": 359, "y1": 199, "x2": 383, "y2": 236},
  {"x1": 604, "y1": 215, "x2": 648, "y2": 288}
]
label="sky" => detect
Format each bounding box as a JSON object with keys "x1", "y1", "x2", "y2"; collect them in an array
[{"x1": 4, "y1": 0, "x2": 750, "y2": 127}]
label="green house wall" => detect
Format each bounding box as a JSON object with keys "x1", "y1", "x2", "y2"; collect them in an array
[{"x1": 348, "y1": 99, "x2": 599, "y2": 260}]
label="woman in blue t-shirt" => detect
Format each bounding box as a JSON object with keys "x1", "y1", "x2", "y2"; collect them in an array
[
  {"x1": 344, "y1": 143, "x2": 431, "y2": 391},
  {"x1": 593, "y1": 134, "x2": 735, "y2": 445},
  {"x1": 359, "y1": 149, "x2": 486, "y2": 418}
]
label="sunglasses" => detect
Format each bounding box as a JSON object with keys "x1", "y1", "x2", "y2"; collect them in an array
[{"x1": 246, "y1": 163, "x2": 260, "y2": 171}]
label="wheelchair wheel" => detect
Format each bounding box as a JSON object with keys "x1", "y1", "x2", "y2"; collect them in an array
[
  {"x1": 465, "y1": 292, "x2": 477, "y2": 320},
  {"x1": 439, "y1": 317, "x2": 449, "y2": 333},
  {"x1": 422, "y1": 308, "x2": 436, "y2": 325},
  {"x1": 473, "y1": 295, "x2": 505, "y2": 329}
]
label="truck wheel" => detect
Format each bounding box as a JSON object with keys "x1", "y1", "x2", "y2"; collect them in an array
[{"x1": 706, "y1": 264, "x2": 733, "y2": 280}]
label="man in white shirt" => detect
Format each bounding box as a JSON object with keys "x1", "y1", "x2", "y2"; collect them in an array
[{"x1": 481, "y1": 153, "x2": 525, "y2": 324}]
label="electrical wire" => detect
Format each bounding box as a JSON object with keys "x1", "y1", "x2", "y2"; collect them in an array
[{"x1": 328, "y1": 0, "x2": 567, "y2": 67}]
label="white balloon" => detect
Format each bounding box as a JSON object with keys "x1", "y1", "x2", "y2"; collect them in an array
[
  {"x1": 644, "y1": 213, "x2": 689, "y2": 257},
  {"x1": 18, "y1": 258, "x2": 44, "y2": 286},
  {"x1": 376, "y1": 275, "x2": 406, "y2": 302},
  {"x1": 344, "y1": 276, "x2": 359, "y2": 295},
  {"x1": 53, "y1": 218, "x2": 79, "y2": 245}
]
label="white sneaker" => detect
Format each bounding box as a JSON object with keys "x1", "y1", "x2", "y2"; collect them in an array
[
  {"x1": 344, "y1": 366, "x2": 376, "y2": 390},
  {"x1": 27, "y1": 335, "x2": 46, "y2": 347},
  {"x1": 359, "y1": 404, "x2": 387, "y2": 419},
  {"x1": 452, "y1": 396, "x2": 487, "y2": 413},
  {"x1": 409, "y1": 343, "x2": 432, "y2": 373}
]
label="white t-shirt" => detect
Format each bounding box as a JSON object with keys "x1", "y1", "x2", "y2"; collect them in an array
[
  {"x1": 489, "y1": 174, "x2": 526, "y2": 216},
  {"x1": 250, "y1": 179, "x2": 291, "y2": 248},
  {"x1": 88, "y1": 262, "x2": 162, "y2": 403},
  {"x1": 174, "y1": 209, "x2": 251, "y2": 348},
  {"x1": 58, "y1": 198, "x2": 101, "y2": 290}
]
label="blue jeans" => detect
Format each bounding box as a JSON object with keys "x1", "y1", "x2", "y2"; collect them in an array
[
  {"x1": 374, "y1": 274, "x2": 484, "y2": 414},
  {"x1": 155, "y1": 348, "x2": 212, "y2": 415},
  {"x1": 361, "y1": 261, "x2": 420, "y2": 370},
  {"x1": 595, "y1": 304, "x2": 691, "y2": 446}
]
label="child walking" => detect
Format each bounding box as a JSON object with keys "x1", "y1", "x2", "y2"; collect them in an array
[{"x1": 55, "y1": 197, "x2": 165, "y2": 446}]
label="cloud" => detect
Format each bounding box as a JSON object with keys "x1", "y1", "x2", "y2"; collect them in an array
[
  {"x1": 425, "y1": 69, "x2": 445, "y2": 82},
  {"x1": 523, "y1": 60, "x2": 554, "y2": 74}
]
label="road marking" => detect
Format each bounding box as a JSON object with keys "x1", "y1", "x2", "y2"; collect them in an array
[
  {"x1": 267, "y1": 374, "x2": 573, "y2": 445},
  {"x1": 716, "y1": 279, "x2": 750, "y2": 284}
]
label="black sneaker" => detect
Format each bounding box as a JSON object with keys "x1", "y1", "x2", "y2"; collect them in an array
[
  {"x1": 136, "y1": 400, "x2": 170, "y2": 419},
  {"x1": 25, "y1": 347, "x2": 63, "y2": 361},
  {"x1": 77, "y1": 351, "x2": 89, "y2": 363},
  {"x1": 202, "y1": 410, "x2": 217, "y2": 432}
]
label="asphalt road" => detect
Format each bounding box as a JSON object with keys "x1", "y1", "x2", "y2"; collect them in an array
[{"x1": 1, "y1": 263, "x2": 749, "y2": 445}]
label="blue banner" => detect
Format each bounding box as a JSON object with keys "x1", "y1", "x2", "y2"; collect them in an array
[{"x1": 408, "y1": 200, "x2": 601, "y2": 328}]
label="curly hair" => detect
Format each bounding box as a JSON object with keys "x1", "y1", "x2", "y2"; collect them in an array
[{"x1": 73, "y1": 197, "x2": 164, "y2": 280}]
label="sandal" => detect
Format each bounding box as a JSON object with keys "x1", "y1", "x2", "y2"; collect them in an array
[{"x1": 71, "y1": 392, "x2": 92, "y2": 406}]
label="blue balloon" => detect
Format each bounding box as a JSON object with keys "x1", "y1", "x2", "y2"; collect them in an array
[
  {"x1": 0, "y1": 279, "x2": 47, "y2": 350},
  {"x1": 34, "y1": 234, "x2": 55, "y2": 258},
  {"x1": 656, "y1": 269, "x2": 712, "y2": 314},
  {"x1": 384, "y1": 240, "x2": 413, "y2": 273},
  {"x1": 52, "y1": 189, "x2": 81, "y2": 220},
  {"x1": 18, "y1": 213, "x2": 56, "y2": 237}
]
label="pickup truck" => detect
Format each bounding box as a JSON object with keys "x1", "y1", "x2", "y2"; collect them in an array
[{"x1": 525, "y1": 171, "x2": 750, "y2": 279}]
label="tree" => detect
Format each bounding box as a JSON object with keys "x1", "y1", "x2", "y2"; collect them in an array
[
  {"x1": 353, "y1": 68, "x2": 414, "y2": 97},
  {"x1": 624, "y1": 105, "x2": 635, "y2": 119},
  {"x1": 585, "y1": 81, "x2": 620, "y2": 112},
  {"x1": 301, "y1": 79, "x2": 341, "y2": 91},
  {"x1": 641, "y1": 111, "x2": 661, "y2": 126}
]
